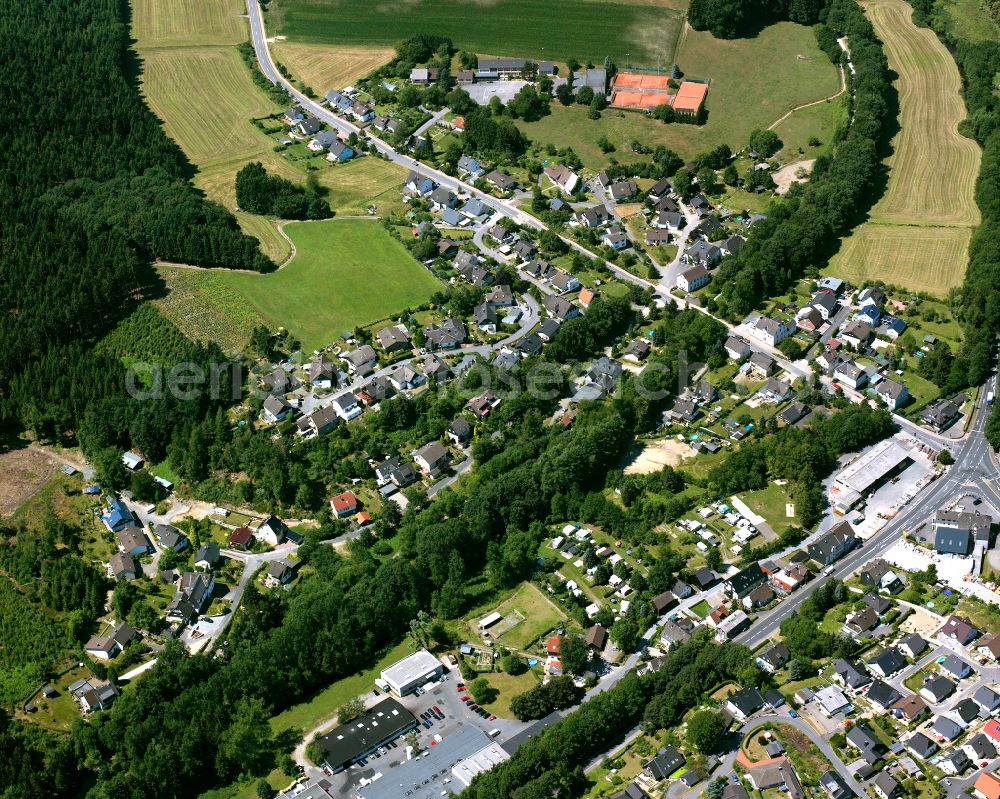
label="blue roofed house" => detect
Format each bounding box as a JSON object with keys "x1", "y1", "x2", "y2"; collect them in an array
[
  {"x1": 855, "y1": 304, "x2": 881, "y2": 326},
  {"x1": 283, "y1": 106, "x2": 305, "y2": 125},
  {"x1": 877, "y1": 316, "x2": 907, "y2": 340},
  {"x1": 326, "y1": 140, "x2": 354, "y2": 162},
  {"x1": 457, "y1": 155, "x2": 485, "y2": 179},
  {"x1": 441, "y1": 207, "x2": 464, "y2": 226},
  {"x1": 102, "y1": 497, "x2": 135, "y2": 533},
  {"x1": 404, "y1": 171, "x2": 435, "y2": 196}
]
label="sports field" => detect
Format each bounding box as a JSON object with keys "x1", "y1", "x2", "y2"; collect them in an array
[
  {"x1": 158, "y1": 220, "x2": 442, "y2": 352},
  {"x1": 515, "y1": 22, "x2": 841, "y2": 165},
  {"x1": 268, "y1": 0, "x2": 685, "y2": 64},
  {"x1": 271, "y1": 42, "x2": 395, "y2": 93},
  {"x1": 828, "y1": 0, "x2": 980, "y2": 296}
]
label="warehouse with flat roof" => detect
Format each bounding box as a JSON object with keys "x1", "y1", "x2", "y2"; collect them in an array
[
  {"x1": 831, "y1": 439, "x2": 911, "y2": 513},
  {"x1": 380, "y1": 648, "x2": 444, "y2": 696},
  {"x1": 358, "y1": 726, "x2": 493, "y2": 799},
  {"x1": 452, "y1": 742, "x2": 511, "y2": 787},
  {"x1": 315, "y1": 698, "x2": 416, "y2": 773}
]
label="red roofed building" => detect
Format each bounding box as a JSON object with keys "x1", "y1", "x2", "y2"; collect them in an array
[
  {"x1": 579, "y1": 287, "x2": 596, "y2": 308},
  {"x1": 974, "y1": 772, "x2": 1000, "y2": 799},
  {"x1": 672, "y1": 81, "x2": 708, "y2": 117},
  {"x1": 355, "y1": 511, "x2": 373, "y2": 526},
  {"x1": 546, "y1": 635, "x2": 561, "y2": 655},
  {"x1": 229, "y1": 526, "x2": 254, "y2": 550},
  {"x1": 984, "y1": 719, "x2": 1000, "y2": 743},
  {"x1": 330, "y1": 490, "x2": 358, "y2": 518}
]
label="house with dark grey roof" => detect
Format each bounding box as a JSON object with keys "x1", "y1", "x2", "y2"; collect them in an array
[
  {"x1": 725, "y1": 687, "x2": 766, "y2": 720},
  {"x1": 756, "y1": 642, "x2": 790, "y2": 674},
  {"x1": 833, "y1": 659, "x2": 872, "y2": 691},
  {"x1": 809, "y1": 521, "x2": 859, "y2": 566},
  {"x1": 866, "y1": 679, "x2": 902, "y2": 712},
  {"x1": 867, "y1": 647, "x2": 907, "y2": 678},
  {"x1": 725, "y1": 563, "x2": 767, "y2": 599},
  {"x1": 931, "y1": 715, "x2": 963, "y2": 741},
  {"x1": 921, "y1": 675, "x2": 957, "y2": 704},
  {"x1": 643, "y1": 746, "x2": 685, "y2": 781},
  {"x1": 940, "y1": 654, "x2": 974, "y2": 680},
  {"x1": 905, "y1": 732, "x2": 938, "y2": 759},
  {"x1": 899, "y1": 633, "x2": 927, "y2": 659}
]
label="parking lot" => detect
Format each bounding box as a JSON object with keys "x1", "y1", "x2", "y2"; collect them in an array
[{"x1": 464, "y1": 78, "x2": 568, "y2": 106}]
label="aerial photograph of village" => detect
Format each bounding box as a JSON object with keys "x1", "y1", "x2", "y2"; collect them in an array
[{"x1": 3, "y1": 0, "x2": 1000, "y2": 798}]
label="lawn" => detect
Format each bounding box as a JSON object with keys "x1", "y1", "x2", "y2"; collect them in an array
[
  {"x1": 477, "y1": 668, "x2": 542, "y2": 718},
  {"x1": 740, "y1": 483, "x2": 799, "y2": 535},
  {"x1": 828, "y1": 0, "x2": 980, "y2": 297},
  {"x1": 892, "y1": 369, "x2": 942, "y2": 415},
  {"x1": 492, "y1": 582, "x2": 568, "y2": 651},
  {"x1": 936, "y1": 0, "x2": 1000, "y2": 42},
  {"x1": 158, "y1": 219, "x2": 442, "y2": 352},
  {"x1": 689, "y1": 599, "x2": 712, "y2": 619},
  {"x1": 515, "y1": 22, "x2": 840, "y2": 164},
  {"x1": 955, "y1": 596, "x2": 1000, "y2": 635},
  {"x1": 269, "y1": 0, "x2": 685, "y2": 64},
  {"x1": 271, "y1": 42, "x2": 395, "y2": 93},
  {"x1": 772, "y1": 93, "x2": 848, "y2": 162}
]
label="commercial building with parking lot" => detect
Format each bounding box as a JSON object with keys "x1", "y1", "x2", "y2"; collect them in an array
[
  {"x1": 315, "y1": 698, "x2": 417, "y2": 774},
  {"x1": 379, "y1": 649, "x2": 445, "y2": 697}
]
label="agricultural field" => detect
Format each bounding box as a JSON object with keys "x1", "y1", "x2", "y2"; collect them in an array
[
  {"x1": 131, "y1": 0, "x2": 247, "y2": 47},
  {"x1": 271, "y1": 41, "x2": 395, "y2": 93},
  {"x1": 515, "y1": 22, "x2": 841, "y2": 165},
  {"x1": 828, "y1": 0, "x2": 980, "y2": 295},
  {"x1": 159, "y1": 220, "x2": 442, "y2": 352},
  {"x1": 268, "y1": 0, "x2": 685, "y2": 64}
]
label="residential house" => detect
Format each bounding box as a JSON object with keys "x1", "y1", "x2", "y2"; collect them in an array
[
  {"x1": 152, "y1": 524, "x2": 189, "y2": 553},
  {"x1": 116, "y1": 526, "x2": 151, "y2": 557},
  {"x1": 165, "y1": 571, "x2": 215, "y2": 623},
  {"x1": 330, "y1": 490, "x2": 359, "y2": 519},
  {"x1": 669, "y1": 398, "x2": 700, "y2": 425},
  {"x1": 653, "y1": 210, "x2": 683, "y2": 230},
  {"x1": 549, "y1": 270, "x2": 581, "y2": 294},
  {"x1": 85, "y1": 623, "x2": 138, "y2": 661},
  {"x1": 647, "y1": 177, "x2": 672, "y2": 202},
  {"x1": 964, "y1": 733, "x2": 997, "y2": 762},
  {"x1": 725, "y1": 335, "x2": 752, "y2": 361},
  {"x1": 931, "y1": 715, "x2": 963, "y2": 742},
  {"x1": 757, "y1": 377, "x2": 793, "y2": 404},
  {"x1": 843, "y1": 607, "x2": 880, "y2": 638},
  {"x1": 473, "y1": 302, "x2": 497, "y2": 333},
  {"x1": 584, "y1": 357, "x2": 622, "y2": 396},
  {"x1": 725, "y1": 687, "x2": 766, "y2": 720},
  {"x1": 109, "y1": 552, "x2": 138, "y2": 581},
  {"x1": 660, "y1": 619, "x2": 693, "y2": 647},
  {"x1": 682, "y1": 240, "x2": 721, "y2": 267},
  {"x1": 834, "y1": 360, "x2": 868, "y2": 390},
  {"x1": 607, "y1": 180, "x2": 638, "y2": 201},
  {"x1": 424, "y1": 318, "x2": 467, "y2": 350},
  {"x1": 808, "y1": 521, "x2": 859, "y2": 566},
  {"x1": 586, "y1": 624, "x2": 608, "y2": 653},
  {"x1": 69, "y1": 679, "x2": 119, "y2": 714},
  {"x1": 833, "y1": 659, "x2": 872, "y2": 691},
  {"x1": 921, "y1": 675, "x2": 957, "y2": 704},
  {"x1": 725, "y1": 563, "x2": 767, "y2": 599},
  {"x1": 404, "y1": 171, "x2": 435, "y2": 196},
  {"x1": 839, "y1": 319, "x2": 872, "y2": 348},
  {"x1": 512, "y1": 239, "x2": 537, "y2": 261},
  {"x1": 756, "y1": 642, "x2": 790, "y2": 674},
  {"x1": 409, "y1": 66, "x2": 439, "y2": 83},
  {"x1": 544, "y1": 164, "x2": 579, "y2": 194},
  {"x1": 859, "y1": 559, "x2": 904, "y2": 594},
  {"x1": 974, "y1": 773, "x2": 1000, "y2": 799},
  {"x1": 601, "y1": 226, "x2": 629, "y2": 250},
  {"x1": 746, "y1": 759, "x2": 804, "y2": 799},
  {"x1": 743, "y1": 584, "x2": 775, "y2": 609},
  {"x1": 265, "y1": 559, "x2": 297, "y2": 588},
  {"x1": 446, "y1": 416, "x2": 471, "y2": 446},
  {"x1": 867, "y1": 647, "x2": 907, "y2": 678},
  {"x1": 457, "y1": 154, "x2": 484, "y2": 178},
  {"x1": 413, "y1": 441, "x2": 449, "y2": 477},
  {"x1": 846, "y1": 724, "x2": 885, "y2": 763},
  {"x1": 746, "y1": 315, "x2": 794, "y2": 347},
  {"x1": 876, "y1": 379, "x2": 909, "y2": 410},
  {"x1": 326, "y1": 140, "x2": 354, "y2": 162},
  {"x1": 777, "y1": 401, "x2": 808, "y2": 426},
  {"x1": 467, "y1": 390, "x2": 501, "y2": 418},
  {"x1": 537, "y1": 318, "x2": 561, "y2": 342},
  {"x1": 650, "y1": 591, "x2": 678, "y2": 614},
  {"x1": 797, "y1": 307, "x2": 824, "y2": 332},
  {"x1": 485, "y1": 171, "x2": 516, "y2": 192},
  {"x1": 296, "y1": 116, "x2": 321, "y2": 136},
  {"x1": 645, "y1": 228, "x2": 673, "y2": 246},
  {"x1": 940, "y1": 654, "x2": 974, "y2": 681},
  {"x1": 343, "y1": 345, "x2": 378, "y2": 376},
  {"x1": 515, "y1": 333, "x2": 543, "y2": 358},
  {"x1": 721, "y1": 235, "x2": 745, "y2": 257},
  {"x1": 577, "y1": 204, "x2": 615, "y2": 229},
  {"x1": 677, "y1": 265, "x2": 711, "y2": 292},
  {"x1": 921, "y1": 398, "x2": 962, "y2": 432},
  {"x1": 307, "y1": 130, "x2": 338, "y2": 152},
  {"x1": 543, "y1": 294, "x2": 579, "y2": 322},
  {"x1": 866, "y1": 680, "x2": 902, "y2": 712},
  {"x1": 974, "y1": 685, "x2": 1000, "y2": 713},
  {"x1": 256, "y1": 516, "x2": 289, "y2": 547},
  {"x1": 819, "y1": 771, "x2": 851, "y2": 799},
  {"x1": 815, "y1": 685, "x2": 852, "y2": 716},
  {"x1": 643, "y1": 746, "x2": 685, "y2": 782},
  {"x1": 905, "y1": 732, "x2": 938, "y2": 760},
  {"x1": 262, "y1": 394, "x2": 293, "y2": 424},
  {"x1": 810, "y1": 291, "x2": 839, "y2": 320},
  {"x1": 194, "y1": 543, "x2": 220, "y2": 571},
  {"x1": 871, "y1": 773, "x2": 901, "y2": 799},
  {"x1": 228, "y1": 526, "x2": 254, "y2": 551},
  {"x1": 429, "y1": 187, "x2": 458, "y2": 211},
  {"x1": 579, "y1": 287, "x2": 597, "y2": 308},
  {"x1": 283, "y1": 106, "x2": 305, "y2": 125},
  {"x1": 376, "y1": 324, "x2": 411, "y2": 353},
  {"x1": 891, "y1": 693, "x2": 929, "y2": 723},
  {"x1": 624, "y1": 338, "x2": 651, "y2": 362},
  {"x1": 350, "y1": 102, "x2": 374, "y2": 123},
  {"x1": 331, "y1": 391, "x2": 363, "y2": 421},
  {"x1": 939, "y1": 615, "x2": 980, "y2": 646},
  {"x1": 899, "y1": 633, "x2": 927, "y2": 659}
]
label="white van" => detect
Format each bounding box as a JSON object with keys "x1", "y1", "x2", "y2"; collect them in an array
[{"x1": 488, "y1": 728, "x2": 501, "y2": 738}]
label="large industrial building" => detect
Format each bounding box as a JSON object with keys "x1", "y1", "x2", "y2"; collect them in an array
[
  {"x1": 314, "y1": 698, "x2": 417, "y2": 774},
  {"x1": 357, "y1": 726, "x2": 494, "y2": 799},
  {"x1": 452, "y1": 741, "x2": 511, "y2": 787},
  {"x1": 831, "y1": 439, "x2": 912, "y2": 514},
  {"x1": 379, "y1": 649, "x2": 444, "y2": 696}
]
